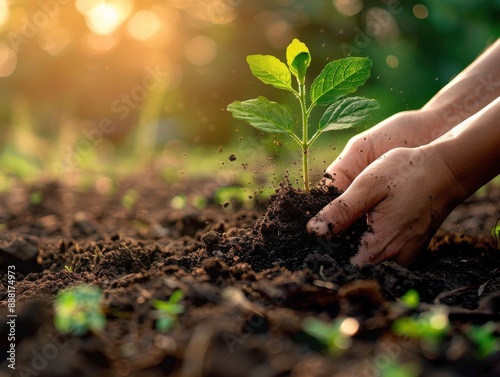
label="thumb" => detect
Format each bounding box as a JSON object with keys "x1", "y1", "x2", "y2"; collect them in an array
[{"x1": 307, "y1": 179, "x2": 384, "y2": 237}]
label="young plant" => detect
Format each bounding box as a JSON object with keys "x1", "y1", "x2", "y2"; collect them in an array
[
  {"x1": 491, "y1": 218, "x2": 500, "y2": 248},
  {"x1": 227, "y1": 39, "x2": 379, "y2": 192},
  {"x1": 302, "y1": 316, "x2": 359, "y2": 355},
  {"x1": 151, "y1": 290, "x2": 184, "y2": 332},
  {"x1": 399, "y1": 289, "x2": 420, "y2": 310},
  {"x1": 466, "y1": 322, "x2": 500, "y2": 359},
  {"x1": 392, "y1": 307, "x2": 450, "y2": 349},
  {"x1": 54, "y1": 285, "x2": 106, "y2": 336}
]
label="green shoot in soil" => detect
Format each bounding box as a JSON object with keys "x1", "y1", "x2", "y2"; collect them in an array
[
  {"x1": 64, "y1": 265, "x2": 73, "y2": 273},
  {"x1": 54, "y1": 285, "x2": 106, "y2": 336},
  {"x1": 466, "y1": 322, "x2": 500, "y2": 359},
  {"x1": 302, "y1": 316, "x2": 359, "y2": 355},
  {"x1": 227, "y1": 39, "x2": 379, "y2": 192},
  {"x1": 392, "y1": 307, "x2": 449, "y2": 349},
  {"x1": 492, "y1": 218, "x2": 500, "y2": 248},
  {"x1": 400, "y1": 289, "x2": 420, "y2": 310},
  {"x1": 152, "y1": 290, "x2": 184, "y2": 332}
]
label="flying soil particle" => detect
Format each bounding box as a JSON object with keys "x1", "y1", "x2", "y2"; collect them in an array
[
  {"x1": 223, "y1": 201, "x2": 230, "y2": 208},
  {"x1": 228, "y1": 154, "x2": 237, "y2": 161}
]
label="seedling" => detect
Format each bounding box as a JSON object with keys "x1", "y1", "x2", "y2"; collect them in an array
[
  {"x1": 392, "y1": 307, "x2": 449, "y2": 349},
  {"x1": 228, "y1": 39, "x2": 379, "y2": 192},
  {"x1": 400, "y1": 289, "x2": 420, "y2": 310},
  {"x1": 466, "y1": 322, "x2": 499, "y2": 359},
  {"x1": 64, "y1": 265, "x2": 73, "y2": 273},
  {"x1": 491, "y1": 218, "x2": 500, "y2": 248},
  {"x1": 379, "y1": 360, "x2": 421, "y2": 377},
  {"x1": 54, "y1": 285, "x2": 106, "y2": 336},
  {"x1": 29, "y1": 190, "x2": 43, "y2": 205},
  {"x1": 152, "y1": 290, "x2": 184, "y2": 332},
  {"x1": 302, "y1": 316, "x2": 359, "y2": 355}
]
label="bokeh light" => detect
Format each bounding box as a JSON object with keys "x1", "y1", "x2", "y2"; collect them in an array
[
  {"x1": 184, "y1": 36, "x2": 218, "y2": 66},
  {"x1": 127, "y1": 10, "x2": 161, "y2": 41},
  {"x1": 334, "y1": 0, "x2": 363, "y2": 17},
  {"x1": 39, "y1": 27, "x2": 72, "y2": 56},
  {"x1": 0, "y1": 0, "x2": 9, "y2": 28},
  {"x1": 85, "y1": 32, "x2": 119, "y2": 55},
  {"x1": 86, "y1": 3, "x2": 121, "y2": 35},
  {"x1": 386, "y1": 55, "x2": 399, "y2": 68},
  {"x1": 413, "y1": 4, "x2": 429, "y2": 20},
  {"x1": 0, "y1": 43, "x2": 17, "y2": 77}
]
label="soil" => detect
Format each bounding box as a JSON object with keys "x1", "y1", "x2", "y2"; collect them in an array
[{"x1": 0, "y1": 173, "x2": 499, "y2": 377}]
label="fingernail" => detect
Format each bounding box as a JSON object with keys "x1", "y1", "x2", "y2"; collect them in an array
[{"x1": 307, "y1": 216, "x2": 328, "y2": 236}]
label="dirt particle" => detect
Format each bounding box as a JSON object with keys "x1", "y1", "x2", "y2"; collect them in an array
[{"x1": 228, "y1": 154, "x2": 237, "y2": 161}]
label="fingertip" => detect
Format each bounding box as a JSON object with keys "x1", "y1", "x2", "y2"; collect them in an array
[
  {"x1": 350, "y1": 252, "x2": 366, "y2": 266},
  {"x1": 307, "y1": 215, "x2": 328, "y2": 236}
]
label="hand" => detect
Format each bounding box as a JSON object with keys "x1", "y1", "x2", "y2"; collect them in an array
[
  {"x1": 307, "y1": 146, "x2": 463, "y2": 267},
  {"x1": 323, "y1": 108, "x2": 446, "y2": 191}
]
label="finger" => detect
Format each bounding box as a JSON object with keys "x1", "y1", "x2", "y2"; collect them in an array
[
  {"x1": 351, "y1": 224, "x2": 425, "y2": 267},
  {"x1": 324, "y1": 154, "x2": 362, "y2": 192},
  {"x1": 307, "y1": 178, "x2": 385, "y2": 237}
]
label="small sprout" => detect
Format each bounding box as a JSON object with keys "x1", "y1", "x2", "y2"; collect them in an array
[
  {"x1": 392, "y1": 307, "x2": 449, "y2": 349},
  {"x1": 64, "y1": 265, "x2": 73, "y2": 273},
  {"x1": 152, "y1": 290, "x2": 184, "y2": 332},
  {"x1": 54, "y1": 285, "x2": 106, "y2": 336},
  {"x1": 466, "y1": 322, "x2": 500, "y2": 359},
  {"x1": 380, "y1": 360, "x2": 421, "y2": 377},
  {"x1": 122, "y1": 189, "x2": 138, "y2": 209},
  {"x1": 29, "y1": 190, "x2": 43, "y2": 205},
  {"x1": 491, "y1": 218, "x2": 500, "y2": 248},
  {"x1": 302, "y1": 317, "x2": 359, "y2": 355},
  {"x1": 400, "y1": 289, "x2": 420, "y2": 309},
  {"x1": 192, "y1": 195, "x2": 208, "y2": 210},
  {"x1": 171, "y1": 194, "x2": 187, "y2": 209},
  {"x1": 228, "y1": 38, "x2": 379, "y2": 192}
]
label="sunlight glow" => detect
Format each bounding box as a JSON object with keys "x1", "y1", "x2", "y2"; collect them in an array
[
  {"x1": 86, "y1": 3, "x2": 120, "y2": 35},
  {"x1": 184, "y1": 36, "x2": 217, "y2": 66},
  {"x1": 334, "y1": 0, "x2": 363, "y2": 16},
  {"x1": 86, "y1": 32, "x2": 119, "y2": 54},
  {"x1": 0, "y1": 43, "x2": 17, "y2": 77},
  {"x1": 0, "y1": 0, "x2": 9, "y2": 28},
  {"x1": 127, "y1": 10, "x2": 161, "y2": 41},
  {"x1": 39, "y1": 27, "x2": 71, "y2": 56}
]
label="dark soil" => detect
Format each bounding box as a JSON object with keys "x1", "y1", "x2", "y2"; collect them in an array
[{"x1": 0, "y1": 173, "x2": 499, "y2": 377}]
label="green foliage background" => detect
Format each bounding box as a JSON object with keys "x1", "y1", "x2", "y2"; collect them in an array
[{"x1": 0, "y1": 0, "x2": 498, "y2": 183}]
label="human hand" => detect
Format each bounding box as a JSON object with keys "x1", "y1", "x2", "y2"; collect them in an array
[
  {"x1": 307, "y1": 146, "x2": 464, "y2": 266},
  {"x1": 323, "y1": 108, "x2": 445, "y2": 191}
]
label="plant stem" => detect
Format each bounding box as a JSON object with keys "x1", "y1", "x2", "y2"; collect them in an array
[{"x1": 298, "y1": 80, "x2": 310, "y2": 193}]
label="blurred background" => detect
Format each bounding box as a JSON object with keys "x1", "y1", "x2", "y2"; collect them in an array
[{"x1": 0, "y1": 0, "x2": 499, "y2": 190}]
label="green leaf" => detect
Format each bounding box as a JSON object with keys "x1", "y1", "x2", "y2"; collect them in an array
[
  {"x1": 227, "y1": 96, "x2": 294, "y2": 134},
  {"x1": 286, "y1": 39, "x2": 311, "y2": 81},
  {"x1": 246, "y1": 55, "x2": 293, "y2": 91},
  {"x1": 400, "y1": 289, "x2": 420, "y2": 309},
  {"x1": 319, "y1": 97, "x2": 379, "y2": 132},
  {"x1": 311, "y1": 57, "x2": 372, "y2": 106}
]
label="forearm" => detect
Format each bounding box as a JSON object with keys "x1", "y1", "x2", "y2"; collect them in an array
[
  {"x1": 424, "y1": 96, "x2": 500, "y2": 203},
  {"x1": 423, "y1": 39, "x2": 500, "y2": 128}
]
